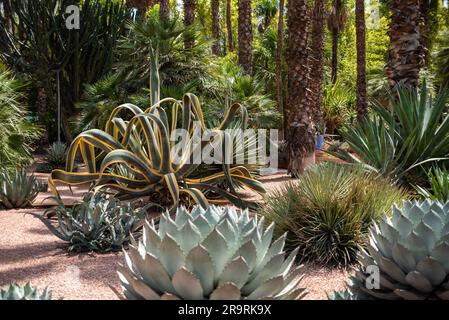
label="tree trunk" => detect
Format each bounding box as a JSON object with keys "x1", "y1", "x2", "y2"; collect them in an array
[
  {"x1": 330, "y1": 0, "x2": 342, "y2": 84},
  {"x1": 226, "y1": 0, "x2": 234, "y2": 52},
  {"x1": 309, "y1": 0, "x2": 325, "y2": 129},
  {"x1": 286, "y1": 0, "x2": 315, "y2": 177},
  {"x1": 211, "y1": 0, "x2": 221, "y2": 55},
  {"x1": 183, "y1": 0, "x2": 197, "y2": 49},
  {"x1": 127, "y1": 0, "x2": 154, "y2": 16},
  {"x1": 238, "y1": 0, "x2": 253, "y2": 75},
  {"x1": 356, "y1": 0, "x2": 367, "y2": 119},
  {"x1": 276, "y1": 0, "x2": 285, "y2": 138},
  {"x1": 36, "y1": 86, "x2": 49, "y2": 144},
  {"x1": 2, "y1": 0, "x2": 13, "y2": 33},
  {"x1": 159, "y1": 0, "x2": 169, "y2": 22},
  {"x1": 386, "y1": 0, "x2": 425, "y2": 90}
]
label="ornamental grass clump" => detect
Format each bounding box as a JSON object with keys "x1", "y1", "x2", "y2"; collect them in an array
[{"x1": 261, "y1": 162, "x2": 407, "y2": 266}]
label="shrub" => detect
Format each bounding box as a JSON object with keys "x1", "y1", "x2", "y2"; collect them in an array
[
  {"x1": 0, "y1": 169, "x2": 41, "y2": 209},
  {"x1": 31, "y1": 192, "x2": 149, "y2": 253},
  {"x1": 118, "y1": 206, "x2": 306, "y2": 300},
  {"x1": 260, "y1": 162, "x2": 407, "y2": 266},
  {"x1": 333, "y1": 200, "x2": 449, "y2": 300},
  {"x1": 0, "y1": 282, "x2": 51, "y2": 300},
  {"x1": 330, "y1": 84, "x2": 449, "y2": 186}
]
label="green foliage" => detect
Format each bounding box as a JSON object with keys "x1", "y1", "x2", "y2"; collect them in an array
[
  {"x1": 0, "y1": 169, "x2": 41, "y2": 209},
  {"x1": 32, "y1": 192, "x2": 148, "y2": 253},
  {"x1": 45, "y1": 142, "x2": 68, "y2": 170},
  {"x1": 340, "y1": 200, "x2": 449, "y2": 300},
  {"x1": 331, "y1": 84, "x2": 449, "y2": 186},
  {"x1": 118, "y1": 205, "x2": 307, "y2": 300},
  {"x1": 0, "y1": 71, "x2": 41, "y2": 167},
  {"x1": 261, "y1": 162, "x2": 407, "y2": 266},
  {"x1": 322, "y1": 80, "x2": 356, "y2": 134},
  {"x1": 0, "y1": 0, "x2": 128, "y2": 138},
  {"x1": 415, "y1": 165, "x2": 449, "y2": 202},
  {"x1": 0, "y1": 282, "x2": 52, "y2": 300}
]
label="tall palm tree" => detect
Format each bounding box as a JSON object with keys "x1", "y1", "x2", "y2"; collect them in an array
[
  {"x1": 238, "y1": 0, "x2": 253, "y2": 75},
  {"x1": 183, "y1": 0, "x2": 197, "y2": 49},
  {"x1": 286, "y1": 0, "x2": 315, "y2": 177},
  {"x1": 309, "y1": 0, "x2": 325, "y2": 128},
  {"x1": 327, "y1": 0, "x2": 346, "y2": 84},
  {"x1": 211, "y1": 0, "x2": 221, "y2": 55},
  {"x1": 226, "y1": 0, "x2": 234, "y2": 52},
  {"x1": 159, "y1": 0, "x2": 169, "y2": 22},
  {"x1": 386, "y1": 0, "x2": 425, "y2": 90},
  {"x1": 355, "y1": 0, "x2": 367, "y2": 119},
  {"x1": 276, "y1": 0, "x2": 285, "y2": 136}
]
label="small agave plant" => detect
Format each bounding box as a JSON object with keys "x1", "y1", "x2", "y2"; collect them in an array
[
  {"x1": 32, "y1": 192, "x2": 149, "y2": 253},
  {"x1": 333, "y1": 200, "x2": 449, "y2": 300},
  {"x1": 0, "y1": 169, "x2": 41, "y2": 209},
  {"x1": 118, "y1": 206, "x2": 306, "y2": 300},
  {"x1": 0, "y1": 282, "x2": 52, "y2": 300}
]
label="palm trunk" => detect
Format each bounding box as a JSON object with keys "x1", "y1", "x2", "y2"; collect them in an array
[
  {"x1": 276, "y1": 0, "x2": 285, "y2": 138},
  {"x1": 309, "y1": 0, "x2": 325, "y2": 128},
  {"x1": 238, "y1": 0, "x2": 253, "y2": 75},
  {"x1": 356, "y1": 0, "x2": 367, "y2": 119},
  {"x1": 211, "y1": 0, "x2": 221, "y2": 55},
  {"x1": 183, "y1": 0, "x2": 197, "y2": 49},
  {"x1": 330, "y1": 0, "x2": 342, "y2": 84},
  {"x1": 2, "y1": 0, "x2": 12, "y2": 32},
  {"x1": 159, "y1": 0, "x2": 169, "y2": 22},
  {"x1": 226, "y1": 0, "x2": 234, "y2": 52},
  {"x1": 286, "y1": 0, "x2": 315, "y2": 177},
  {"x1": 386, "y1": 0, "x2": 425, "y2": 90}
]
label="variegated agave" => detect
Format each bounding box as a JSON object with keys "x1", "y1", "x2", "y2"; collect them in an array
[
  {"x1": 0, "y1": 282, "x2": 52, "y2": 300},
  {"x1": 118, "y1": 206, "x2": 306, "y2": 300},
  {"x1": 334, "y1": 200, "x2": 449, "y2": 300},
  {"x1": 49, "y1": 47, "x2": 265, "y2": 211}
]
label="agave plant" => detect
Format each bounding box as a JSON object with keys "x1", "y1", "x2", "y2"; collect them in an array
[
  {"x1": 0, "y1": 282, "x2": 52, "y2": 300},
  {"x1": 45, "y1": 142, "x2": 68, "y2": 169},
  {"x1": 415, "y1": 166, "x2": 449, "y2": 202},
  {"x1": 0, "y1": 169, "x2": 41, "y2": 209},
  {"x1": 330, "y1": 84, "x2": 449, "y2": 186},
  {"x1": 50, "y1": 47, "x2": 265, "y2": 211},
  {"x1": 118, "y1": 206, "x2": 306, "y2": 300},
  {"x1": 31, "y1": 192, "x2": 148, "y2": 253},
  {"x1": 336, "y1": 200, "x2": 449, "y2": 300}
]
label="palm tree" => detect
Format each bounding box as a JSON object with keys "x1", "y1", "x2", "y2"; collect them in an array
[
  {"x1": 309, "y1": 0, "x2": 325, "y2": 128},
  {"x1": 226, "y1": 0, "x2": 234, "y2": 52},
  {"x1": 386, "y1": 0, "x2": 425, "y2": 90},
  {"x1": 238, "y1": 0, "x2": 253, "y2": 75},
  {"x1": 276, "y1": 0, "x2": 285, "y2": 137},
  {"x1": 183, "y1": 0, "x2": 197, "y2": 49},
  {"x1": 327, "y1": 0, "x2": 347, "y2": 84},
  {"x1": 355, "y1": 0, "x2": 367, "y2": 119},
  {"x1": 159, "y1": 0, "x2": 169, "y2": 22},
  {"x1": 286, "y1": 0, "x2": 315, "y2": 177},
  {"x1": 211, "y1": 0, "x2": 221, "y2": 55}
]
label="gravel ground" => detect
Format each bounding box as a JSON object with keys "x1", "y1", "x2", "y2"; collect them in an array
[
  {"x1": 1, "y1": 160, "x2": 351, "y2": 300},
  {"x1": 0, "y1": 208, "x2": 351, "y2": 300}
]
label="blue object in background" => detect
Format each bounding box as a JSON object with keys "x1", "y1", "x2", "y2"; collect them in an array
[{"x1": 315, "y1": 134, "x2": 325, "y2": 150}]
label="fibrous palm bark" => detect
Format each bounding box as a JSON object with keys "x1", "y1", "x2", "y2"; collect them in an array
[
  {"x1": 226, "y1": 0, "x2": 234, "y2": 52},
  {"x1": 183, "y1": 0, "x2": 197, "y2": 49},
  {"x1": 328, "y1": 0, "x2": 346, "y2": 84},
  {"x1": 355, "y1": 0, "x2": 367, "y2": 119},
  {"x1": 386, "y1": 0, "x2": 425, "y2": 90},
  {"x1": 211, "y1": 0, "x2": 221, "y2": 55},
  {"x1": 276, "y1": 0, "x2": 285, "y2": 137},
  {"x1": 238, "y1": 0, "x2": 253, "y2": 75},
  {"x1": 309, "y1": 0, "x2": 325, "y2": 128},
  {"x1": 159, "y1": 0, "x2": 169, "y2": 22},
  {"x1": 286, "y1": 0, "x2": 315, "y2": 177}
]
